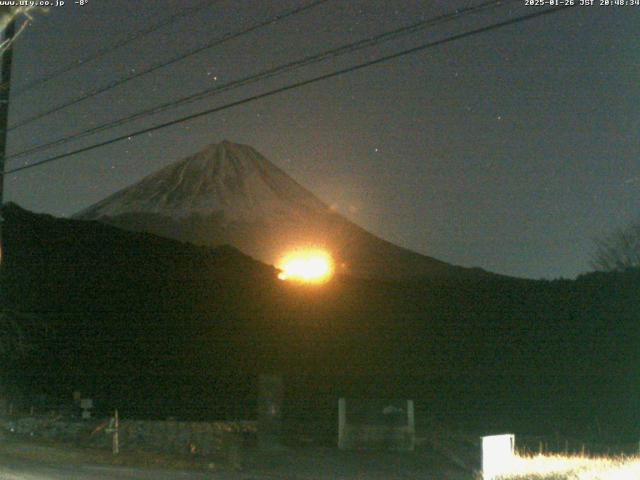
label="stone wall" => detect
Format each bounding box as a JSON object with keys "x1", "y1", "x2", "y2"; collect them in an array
[{"x1": 1, "y1": 415, "x2": 256, "y2": 456}]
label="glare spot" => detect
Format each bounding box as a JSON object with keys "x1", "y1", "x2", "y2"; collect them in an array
[{"x1": 277, "y1": 249, "x2": 334, "y2": 284}]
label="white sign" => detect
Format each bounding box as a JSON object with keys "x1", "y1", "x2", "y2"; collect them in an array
[{"x1": 482, "y1": 434, "x2": 515, "y2": 480}]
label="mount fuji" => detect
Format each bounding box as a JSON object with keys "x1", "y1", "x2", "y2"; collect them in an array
[{"x1": 75, "y1": 141, "x2": 488, "y2": 280}]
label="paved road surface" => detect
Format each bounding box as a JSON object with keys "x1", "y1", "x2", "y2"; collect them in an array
[
  {"x1": 0, "y1": 459, "x2": 254, "y2": 480},
  {"x1": 0, "y1": 440, "x2": 465, "y2": 479}
]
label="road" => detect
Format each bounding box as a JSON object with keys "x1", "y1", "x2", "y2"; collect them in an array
[
  {"x1": 0, "y1": 438, "x2": 466, "y2": 479},
  {"x1": 0, "y1": 459, "x2": 251, "y2": 480}
]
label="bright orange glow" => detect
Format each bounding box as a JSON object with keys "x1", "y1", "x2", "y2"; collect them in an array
[{"x1": 277, "y1": 249, "x2": 334, "y2": 283}]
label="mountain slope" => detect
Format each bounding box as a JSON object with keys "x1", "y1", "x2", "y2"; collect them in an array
[{"x1": 75, "y1": 141, "x2": 489, "y2": 280}]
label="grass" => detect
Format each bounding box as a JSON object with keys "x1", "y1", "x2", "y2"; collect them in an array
[{"x1": 496, "y1": 453, "x2": 640, "y2": 480}]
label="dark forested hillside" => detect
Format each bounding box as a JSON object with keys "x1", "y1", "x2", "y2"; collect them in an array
[{"x1": 2, "y1": 203, "x2": 638, "y2": 441}]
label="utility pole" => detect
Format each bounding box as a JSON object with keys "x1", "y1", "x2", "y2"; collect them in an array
[{"x1": 0, "y1": 17, "x2": 15, "y2": 264}]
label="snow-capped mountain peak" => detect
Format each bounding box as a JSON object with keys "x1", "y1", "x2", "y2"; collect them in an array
[{"x1": 76, "y1": 141, "x2": 328, "y2": 224}]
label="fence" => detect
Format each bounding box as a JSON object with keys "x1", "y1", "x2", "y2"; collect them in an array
[
  {"x1": 0, "y1": 414, "x2": 256, "y2": 457},
  {"x1": 337, "y1": 398, "x2": 415, "y2": 451}
]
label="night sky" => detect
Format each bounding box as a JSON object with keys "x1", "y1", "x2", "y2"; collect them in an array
[{"x1": 4, "y1": 0, "x2": 639, "y2": 280}]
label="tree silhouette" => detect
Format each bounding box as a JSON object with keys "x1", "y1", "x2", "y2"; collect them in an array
[{"x1": 591, "y1": 222, "x2": 640, "y2": 271}]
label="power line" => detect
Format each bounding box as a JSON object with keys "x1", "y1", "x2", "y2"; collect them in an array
[
  {"x1": 11, "y1": 0, "x2": 216, "y2": 96},
  {"x1": 5, "y1": 6, "x2": 573, "y2": 176},
  {"x1": 7, "y1": 0, "x2": 331, "y2": 131},
  {"x1": 7, "y1": 0, "x2": 513, "y2": 161}
]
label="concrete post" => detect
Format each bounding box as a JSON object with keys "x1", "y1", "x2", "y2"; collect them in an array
[
  {"x1": 407, "y1": 400, "x2": 415, "y2": 451},
  {"x1": 257, "y1": 374, "x2": 283, "y2": 449},
  {"x1": 338, "y1": 398, "x2": 346, "y2": 449},
  {"x1": 113, "y1": 409, "x2": 119, "y2": 455}
]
